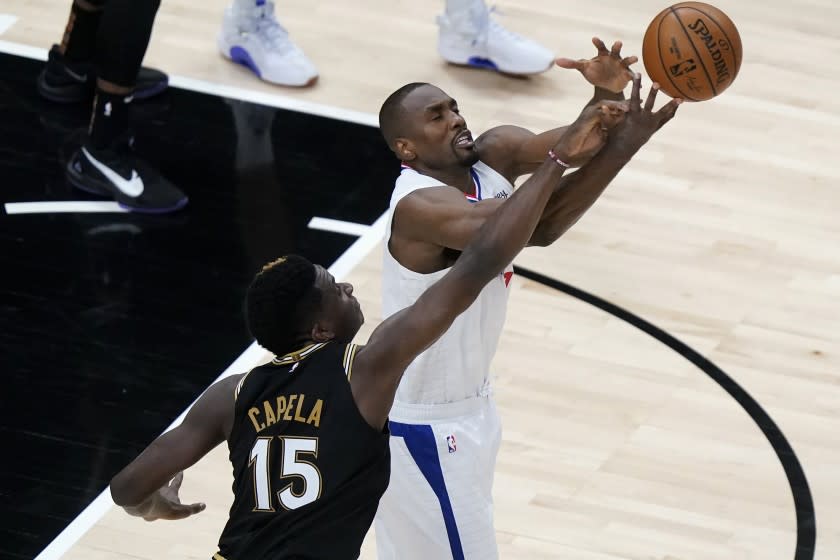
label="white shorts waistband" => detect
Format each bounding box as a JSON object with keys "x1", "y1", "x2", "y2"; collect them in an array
[{"x1": 388, "y1": 394, "x2": 493, "y2": 423}]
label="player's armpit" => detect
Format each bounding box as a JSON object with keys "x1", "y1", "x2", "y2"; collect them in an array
[{"x1": 350, "y1": 269, "x2": 481, "y2": 429}]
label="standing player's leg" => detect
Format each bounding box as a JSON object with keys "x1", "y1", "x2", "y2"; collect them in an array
[
  {"x1": 65, "y1": 0, "x2": 188, "y2": 213},
  {"x1": 38, "y1": 0, "x2": 168, "y2": 103},
  {"x1": 217, "y1": 0, "x2": 318, "y2": 87},
  {"x1": 437, "y1": 0, "x2": 555, "y2": 75},
  {"x1": 375, "y1": 399, "x2": 503, "y2": 560}
]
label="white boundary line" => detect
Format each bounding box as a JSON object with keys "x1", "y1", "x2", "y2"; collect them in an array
[
  {"x1": 0, "y1": 39, "x2": 44, "y2": 60},
  {"x1": 5, "y1": 201, "x2": 128, "y2": 214},
  {"x1": 169, "y1": 75, "x2": 379, "y2": 128},
  {"x1": 308, "y1": 216, "x2": 372, "y2": 237},
  {"x1": 0, "y1": 39, "x2": 378, "y2": 127},
  {"x1": 0, "y1": 15, "x2": 18, "y2": 36},
  {"x1": 33, "y1": 211, "x2": 387, "y2": 560}
]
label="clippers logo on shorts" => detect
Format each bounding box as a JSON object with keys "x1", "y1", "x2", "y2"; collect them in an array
[{"x1": 446, "y1": 434, "x2": 457, "y2": 453}]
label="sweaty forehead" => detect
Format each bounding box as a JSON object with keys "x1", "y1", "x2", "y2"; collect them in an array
[{"x1": 400, "y1": 85, "x2": 452, "y2": 115}]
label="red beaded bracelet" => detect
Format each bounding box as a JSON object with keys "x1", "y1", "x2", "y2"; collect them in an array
[{"x1": 548, "y1": 149, "x2": 571, "y2": 169}]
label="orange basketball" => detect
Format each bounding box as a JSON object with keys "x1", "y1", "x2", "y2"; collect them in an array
[{"x1": 642, "y1": 2, "x2": 742, "y2": 102}]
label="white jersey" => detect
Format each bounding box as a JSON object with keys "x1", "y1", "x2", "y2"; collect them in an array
[{"x1": 382, "y1": 161, "x2": 515, "y2": 406}]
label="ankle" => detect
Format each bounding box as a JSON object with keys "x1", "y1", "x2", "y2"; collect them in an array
[{"x1": 89, "y1": 89, "x2": 133, "y2": 149}]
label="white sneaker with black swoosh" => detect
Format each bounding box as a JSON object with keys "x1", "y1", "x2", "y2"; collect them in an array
[{"x1": 66, "y1": 141, "x2": 188, "y2": 214}]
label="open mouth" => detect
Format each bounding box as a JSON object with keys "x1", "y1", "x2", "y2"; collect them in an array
[{"x1": 453, "y1": 130, "x2": 474, "y2": 149}]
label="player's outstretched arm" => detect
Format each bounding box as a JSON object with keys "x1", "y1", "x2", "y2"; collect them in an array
[
  {"x1": 109, "y1": 374, "x2": 242, "y2": 521},
  {"x1": 478, "y1": 38, "x2": 637, "y2": 181},
  {"x1": 350, "y1": 140, "x2": 581, "y2": 429},
  {"x1": 530, "y1": 74, "x2": 681, "y2": 246}
]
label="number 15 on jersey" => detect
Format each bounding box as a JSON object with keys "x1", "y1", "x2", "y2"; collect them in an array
[{"x1": 249, "y1": 436, "x2": 322, "y2": 511}]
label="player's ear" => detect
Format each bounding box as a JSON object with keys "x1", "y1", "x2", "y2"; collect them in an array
[
  {"x1": 394, "y1": 138, "x2": 416, "y2": 162},
  {"x1": 310, "y1": 321, "x2": 335, "y2": 343}
]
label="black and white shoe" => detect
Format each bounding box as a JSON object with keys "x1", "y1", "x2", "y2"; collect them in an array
[
  {"x1": 37, "y1": 45, "x2": 169, "y2": 104},
  {"x1": 66, "y1": 139, "x2": 188, "y2": 214}
]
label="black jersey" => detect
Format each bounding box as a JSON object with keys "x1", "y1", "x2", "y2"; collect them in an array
[{"x1": 215, "y1": 342, "x2": 390, "y2": 560}]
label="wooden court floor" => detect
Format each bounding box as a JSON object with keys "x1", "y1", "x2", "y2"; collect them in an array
[{"x1": 2, "y1": 0, "x2": 839, "y2": 558}]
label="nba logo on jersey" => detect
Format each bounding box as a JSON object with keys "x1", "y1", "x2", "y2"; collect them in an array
[{"x1": 446, "y1": 434, "x2": 457, "y2": 453}]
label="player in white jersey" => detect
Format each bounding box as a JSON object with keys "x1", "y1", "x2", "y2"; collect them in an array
[{"x1": 374, "y1": 39, "x2": 682, "y2": 559}]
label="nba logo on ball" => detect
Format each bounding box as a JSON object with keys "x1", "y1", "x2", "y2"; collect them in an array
[{"x1": 446, "y1": 435, "x2": 457, "y2": 453}]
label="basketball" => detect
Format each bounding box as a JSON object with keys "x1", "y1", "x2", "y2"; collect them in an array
[{"x1": 642, "y1": 2, "x2": 742, "y2": 101}]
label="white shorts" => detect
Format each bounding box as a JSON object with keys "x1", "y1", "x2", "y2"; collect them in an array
[{"x1": 374, "y1": 395, "x2": 502, "y2": 560}]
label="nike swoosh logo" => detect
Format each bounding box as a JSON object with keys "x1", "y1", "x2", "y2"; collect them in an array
[
  {"x1": 82, "y1": 147, "x2": 145, "y2": 197},
  {"x1": 64, "y1": 67, "x2": 88, "y2": 82}
]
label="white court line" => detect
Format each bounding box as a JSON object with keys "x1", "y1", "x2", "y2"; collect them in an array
[
  {"x1": 0, "y1": 39, "x2": 378, "y2": 128},
  {"x1": 0, "y1": 15, "x2": 18, "y2": 36},
  {"x1": 33, "y1": 211, "x2": 387, "y2": 560},
  {"x1": 169, "y1": 75, "x2": 378, "y2": 128},
  {"x1": 5, "y1": 201, "x2": 128, "y2": 215},
  {"x1": 308, "y1": 216, "x2": 372, "y2": 237}
]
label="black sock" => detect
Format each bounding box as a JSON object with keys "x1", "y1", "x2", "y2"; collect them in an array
[
  {"x1": 61, "y1": 2, "x2": 104, "y2": 63},
  {"x1": 88, "y1": 90, "x2": 132, "y2": 149}
]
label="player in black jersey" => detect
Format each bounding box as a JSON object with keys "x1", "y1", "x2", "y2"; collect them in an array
[{"x1": 108, "y1": 76, "x2": 677, "y2": 559}]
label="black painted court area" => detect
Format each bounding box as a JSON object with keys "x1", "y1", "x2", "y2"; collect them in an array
[{"x1": 0, "y1": 52, "x2": 396, "y2": 560}]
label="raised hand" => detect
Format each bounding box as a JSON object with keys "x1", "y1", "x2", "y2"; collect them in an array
[
  {"x1": 140, "y1": 472, "x2": 206, "y2": 522},
  {"x1": 555, "y1": 99, "x2": 629, "y2": 166},
  {"x1": 556, "y1": 37, "x2": 637, "y2": 93},
  {"x1": 609, "y1": 73, "x2": 682, "y2": 156}
]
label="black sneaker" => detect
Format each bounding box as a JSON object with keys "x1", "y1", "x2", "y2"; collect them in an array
[
  {"x1": 37, "y1": 45, "x2": 169, "y2": 104},
  {"x1": 66, "y1": 138, "x2": 188, "y2": 214}
]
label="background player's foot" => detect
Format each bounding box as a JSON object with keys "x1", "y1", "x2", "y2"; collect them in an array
[
  {"x1": 37, "y1": 45, "x2": 169, "y2": 103},
  {"x1": 66, "y1": 137, "x2": 188, "y2": 214},
  {"x1": 437, "y1": 5, "x2": 554, "y2": 76},
  {"x1": 217, "y1": 1, "x2": 318, "y2": 87}
]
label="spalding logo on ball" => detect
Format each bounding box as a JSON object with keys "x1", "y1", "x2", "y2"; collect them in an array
[{"x1": 642, "y1": 2, "x2": 743, "y2": 101}]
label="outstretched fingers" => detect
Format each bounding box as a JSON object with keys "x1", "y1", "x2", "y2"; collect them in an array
[
  {"x1": 630, "y1": 73, "x2": 642, "y2": 110},
  {"x1": 655, "y1": 97, "x2": 683, "y2": 129},
  {"x1": 170, "y1": 472, "x2": 184, "y2": 493},
  {"x1": 592, "y1": 37, "x2": 610, "y2": 56},
  {"x1": 555, "y1": 57, "x2": 585, "y2": 71},
  {"x1": 645, "y1": 83, "x2": 660, "y2": 112},
  {"x1": 173, "y1": 501, "x2": 206, "y2": 519}
]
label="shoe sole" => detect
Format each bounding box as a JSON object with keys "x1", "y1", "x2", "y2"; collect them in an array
[
  {"x1": 37, "y1": 71, "x2": 169, "y2": 104},
  {"x1": 444, "y1": 57, "x2": 553, "y2": 77},
  {"x1": 116, "y1": 196, "x2": 189, "y2": 215},
  {"x1": 221, "y1": 46, "x2": 318, "y2": 87}
]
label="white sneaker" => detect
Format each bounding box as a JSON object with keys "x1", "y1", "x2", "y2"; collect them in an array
[
  {"x1": 218, "y1": 1, "x2": 318, "y2": 87},
  {"x1": 437, "y1": 5, "x2": 554, "y2": 76}
]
